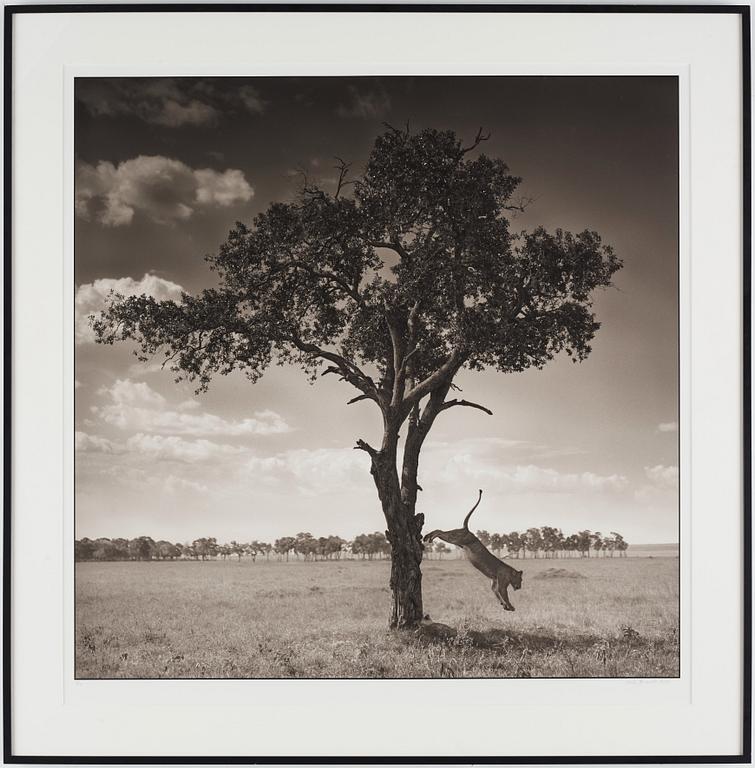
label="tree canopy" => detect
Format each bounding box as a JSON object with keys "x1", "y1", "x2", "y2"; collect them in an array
[{"x1": 93, "y1": 126, "x2": 621, "y2": 424}]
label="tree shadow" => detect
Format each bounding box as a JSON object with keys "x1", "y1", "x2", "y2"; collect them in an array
[{"x1": 409, "y1": 620, "x2": 647, "y2": 653}]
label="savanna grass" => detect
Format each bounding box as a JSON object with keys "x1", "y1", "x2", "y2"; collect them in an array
[{"x1": 75, "y1": 556, "x2": 679, "y2": 679}]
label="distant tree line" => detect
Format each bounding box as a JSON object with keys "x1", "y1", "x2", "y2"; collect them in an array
[
  {"x1": 474, "y1": 528, "x2": 628, "y2": 558},
  {"x1": 75, "y1": 527, "x2": 628, "y2": 562},
  {"x1": 74, "y1": 531, "x2": 391, "y2": 562}
]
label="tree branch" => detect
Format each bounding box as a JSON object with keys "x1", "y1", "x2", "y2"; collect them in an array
[
  {"x1": 347, "y1": 394, "x2": 371, "y2": 405},
  {"x1": 368, "y1": 239, "x2": 410, "y2": 261},
  {"x1": 353, "y1": 439, "x2": 378, "y2": 459},
  {"x1": 439, "y1": 398, "x2": 493, "y2": 416},
  {"x1": 459, "y1": 127, "x2": 491, "y2": 156},
  {"x1": 402, "y1": 347, "x2": 465, "y2": 411},
  {"x1": 287, "y1": 260, "x2": 363, "y2": 306},
  {"x1": 288, "y1": 334, "x2": 381, "y2": 404},
  {"x1": 333, "y1": 157, "x2": 356, "y2": 199}
]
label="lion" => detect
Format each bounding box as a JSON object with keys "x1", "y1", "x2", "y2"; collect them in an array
[{"x1": 423, "y1": 489, "x2": 523, "y2": 611}]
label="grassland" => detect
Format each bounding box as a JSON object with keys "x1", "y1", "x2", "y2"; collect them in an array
[{"x1": 75, "y1": 554, "x2": 679, "y2": 679}]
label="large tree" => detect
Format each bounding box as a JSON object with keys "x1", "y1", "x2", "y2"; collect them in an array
[{"x1": 93, "y1": 126, "x2": 621, "y2": 628}]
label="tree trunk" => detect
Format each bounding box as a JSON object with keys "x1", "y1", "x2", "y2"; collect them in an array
[
  {"x1": 370, "y1": 457, "x2": 424, "y2": 628},
  {"x1": 385, "y1": 508, "x2": 424, "y2": 628},
  {"x1": 361, "y1": 422, "x2": 426, "y2": 629}
]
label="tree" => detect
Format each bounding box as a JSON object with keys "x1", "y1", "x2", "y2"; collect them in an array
[
  {"x1": 507, "y1": 531, "x2": 523, "y2": 559},
  {"x1": 564, "y1": 533, "x2": 580, "y2": 558},
  {"x1": 476, "y1": 530, "x2": 491, "y2": 549},
  {"x1": 228, "y1": 540, "x2": 244, "y2": 560},
  {"x1": 75, "y1": 537, "x2": 95, "y2": 561},
  {"x1": 274, "y1": 536, "x2": 296, "y2": 561},
  {"x1": 129, "y1": 536, "x2": 156, "y2": 561},
  {"x1": 157, "y1": 540, "x2": 180, "y2": 560},
  {"x1": 434, "y1": 541, "x2": 451, "y2": 559},
  {"x1": 294, "y1": 532, "x2": 316, "y2": 561},
  {"x1": 93, "y1": 126, "x2": 621, "y2": 628},
  {"x1": 540, "y1": 526, "x2": 562, "y2": 558},
  {"x1": 577, "y1": 530, "x2": 593, "y2": 558},
  {"x1": 611, "y1": 531, "x2": 628, "y2": 558},
  {"x1": 192, "y1": 537, "x2": 218, "y2": 560},
  {"x1": 525, "y1": 528, "x2": 543, "y2": 559}
]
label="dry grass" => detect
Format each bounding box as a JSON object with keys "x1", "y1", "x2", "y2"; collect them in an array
[{"x1": 75, "y1": 556, "x2": 679, "y2": 679}]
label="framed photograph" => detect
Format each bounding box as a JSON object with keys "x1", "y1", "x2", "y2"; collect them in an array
[{"x1": 4, "y1": 3, "x2": 750, "y2": 762}]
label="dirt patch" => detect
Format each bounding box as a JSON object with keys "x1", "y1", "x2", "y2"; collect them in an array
[{"x1": 533, "y1": 568, "x2": 586, "y2": 580}]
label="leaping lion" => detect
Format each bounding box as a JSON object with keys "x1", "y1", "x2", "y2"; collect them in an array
[{"x1": 423, "y1": 489, "x2": 523, "y2": 611}]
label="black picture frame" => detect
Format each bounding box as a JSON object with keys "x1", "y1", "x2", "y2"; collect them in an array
[{"x1": 3, "y1": 3, "x2": 751, "y2": 764}]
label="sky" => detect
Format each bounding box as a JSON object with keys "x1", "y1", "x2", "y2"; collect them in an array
[{"x1": 74, "y1": 76, "x2": 679, "y2": 546}]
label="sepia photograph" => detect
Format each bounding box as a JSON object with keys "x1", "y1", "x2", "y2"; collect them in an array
[{"x1": 74, "y1": 75, "x2": 680, "y2": 680}]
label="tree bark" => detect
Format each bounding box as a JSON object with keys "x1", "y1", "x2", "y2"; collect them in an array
[{"x1": 363, "y1": 423, "x2": 426, "y2": 629}]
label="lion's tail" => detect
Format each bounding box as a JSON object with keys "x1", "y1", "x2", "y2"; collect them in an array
[{"x1": 463, "y1": 489, "x2": 483, "y2": 530}]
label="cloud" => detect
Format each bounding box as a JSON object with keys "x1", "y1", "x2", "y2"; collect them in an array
[
  {"x1": 157, "y1": 98, "x2": 218, "y2": 127},
  {"x1": 441, "y1": 454, "x2": 629, "y2": 494},
  {"x1": 75, "y1": 273, "x2": 185, "y2": 344},
  {"x1": 193, "y1": 168, "x2": 253, "y2": 206},
  {"x1": 644, "y1": 464, "x2": 679, "y2": 489},
  {"x1": 93, "y1": 379, "x2": 291, "y2": 437},
  {"x1": 124, "y1": 433, "x2": 244, "y2": 463},
  {"x1": 245, "y1": 447, "x2": 365, "y2": 495},
  {"x1": 76, "y1": 79, "x2": 267, "y2": 127},
  {"x1": 75, "y1": 155, "x2": 253, "y2": 226},
  {"x1": 241, "y1": 440, "x2": 624, "y2": 499},
  {"x1": 75, "y1": 431, "x2": 125, "y2": 454},
  {"x1": 336, "y1": 86, "x2": 391, "y2": 119},
  {"x1": 101, "y1": 465, "x2": 209, "y2": 494},
  {"x1": 238, "y1": 85, "x2": 266, "y2": 115},
  {"x1": 657, "y1": 422, "x2": 678, "y2": 433}
]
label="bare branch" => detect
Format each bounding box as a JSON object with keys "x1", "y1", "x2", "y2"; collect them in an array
[
  {"x1": 333, "y1": 156, "x2": 355, "y2": 199},
  {"x1": 503, "y1": 195, "x2": 536, "y2": 215},
  {"x1": 347, "y1": 394, "x2": 371, "y2": 405},
  {"x1": 354, "y1": 439, "x2": 378, "y2": 459},
  {"x1": 459, "y1": 127, "x2": 491, "y2": 156},
  {"x1": 440, "y1": 398, "x2": 493, "y2": 416}
]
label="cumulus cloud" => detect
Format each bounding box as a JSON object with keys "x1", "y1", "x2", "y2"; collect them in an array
[
  {"x1": 124, "y1": 433, "x2": 245, "y2": 463},
  {"x1": 92, "y1": 379, "x2": 291, "y2": 437},
  {"x1": 657, "y1": 422, "x2": 678, "y2": 433},
  {"x1": 75, "y1": 431, "x2": 125, "y2": 454},
  {"x1": 336, "y1": 86, "x2": 391, "y2": 119},
  {"x1": 245, "y1": 447, "x2": 365, "y2": 495},
  {"x1": 441, "y1": 453, "x2": 629, "y2": 494},
  {"x1": 76, "y1": 78, "x2": 267, "y2": 127},
  {"x1": 75, "y1": 273, "x2": 184, "y2": 344},
  {"x1": 644, "y1": 464, "x2": 679, "y2": 489},
  {"x1": 242, "y1": 442, "x2": 625, "y2": 499},
  {"x1": 75, "y1": 155, "x2": 253, "y2": 226},
  {"x1": 101, "y1": 465, "x2": 209, "y2": 494}
]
